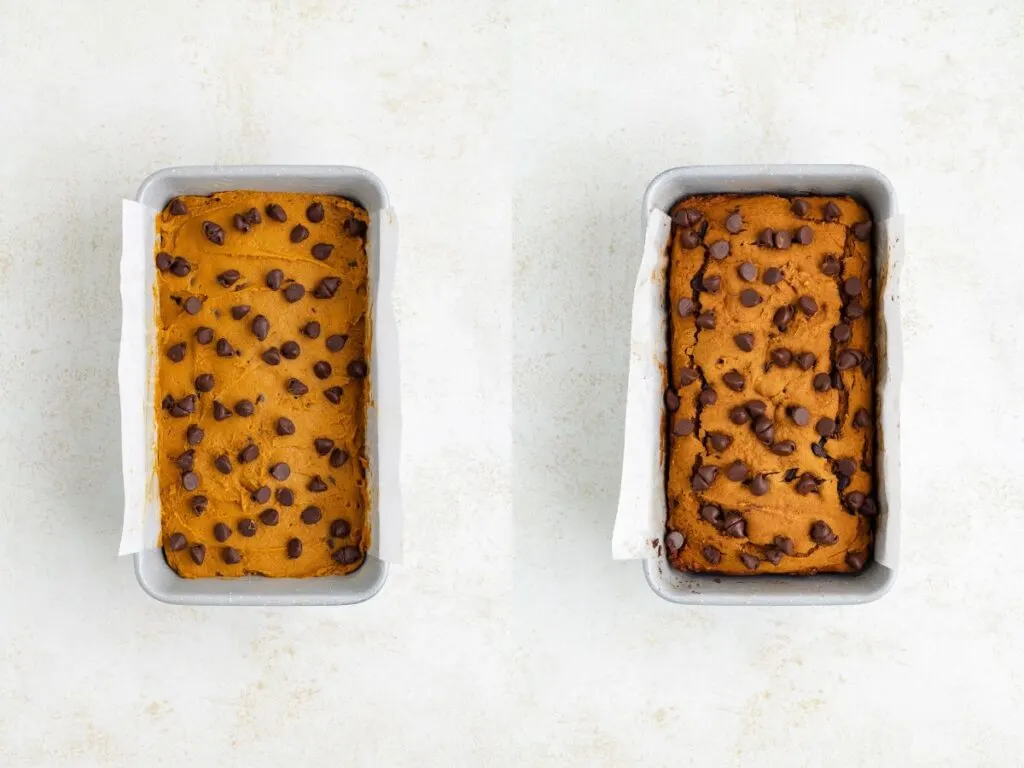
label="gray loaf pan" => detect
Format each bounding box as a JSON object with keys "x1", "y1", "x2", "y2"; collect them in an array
[
  {"x1": 642, "y1": 165, "x2": 901, "y2": 606},
  {"x1": 133, "y1": 166, "x2": 389, "y2": 606}
]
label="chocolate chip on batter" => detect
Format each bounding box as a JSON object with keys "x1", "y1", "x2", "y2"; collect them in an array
[
  {"x1": 836, "y1": 458, "x2": 857, "y2": 476},
  {"x1": 725, "y1": 212, "x2": 744, "y2": 233},
  {"x1": 734, "y1": 332, "x2": 755, "y2": 352},
  {"x1": 214, "y1": 455, "x2": 232, "y2": 474},
  {"x1": 771, "y1": 348, "x2": 792, "y2": 367},
  {"x1": 215, "y1": 269, "x2": 241, "y2": 288},
  {"x1": 811, "y1": 442, "x2": 826, "y2": 458},
  {"x1": 773, "y1": 230, "x2": 792, "y2": 250},
  {"x1": 251, "y1": 485, "x2": 271, "y2": 503},
  {"x1": 175, "y1": 450, "x2": 195, "y2": 472},
  {"x1": 796, "y1": 473, "x2": 820, "y2": 495},
  {"x1": 784, "y1": 468, "x2": 799, "y2": 482},
  {"x1": 796, "y1": 352, "x2": 816, "y2": 371},
  {"x1": 832, "y1": 323, "x2": 852, "y2": 343},
  {"x1": 259, "y1": 508, "x2": 280, "y2": 526},
  {"x1": 852, "y1": 221, "x2": 872, "y2": 241},
  {"x1": 308, "y1": 476, "x2": 328, "y2": 493},
  {"x1": 313, "y1": 276, "x2": 341, "y2": 299},
  {"x1": 266, "y1": 463, "x2": 289, "y2": 482},
  {"x1": 844, "y1": 301, "x2": 865, "y2": 320},
  {"x1": 287, "y1": 538, "x2": 303, "y2": 559},
  {"x1": 745, "y1": 400, "x2": 767, "y2": 418},
  {"x1": 202, "y1": 221, "x2": 225, "y2": 245},
  {"x1": 749, "y1": 474, "x2": 770, "y2": 496},
  {"x1": 726, "y1": 460, "x2": 748, "y2": 482},
  {"x1": 846, "y1": 491, "x2": 865, "y2": 512},
  {"x1": 334, "y1": 545, "x2": 362, "y2": 565},
  {"x1": 283, "y1": 283, "x2": 306, "y2": 303},
  {"x1": 860, "y1": 497, "x2": 878, "y2": 517},
  {"x1": 756, "y1": 228, "x2": 775, "y2": 247},
  {"x1": 245, "y1": 315, "x2": 269, "y2": 342},
  {"x1": 691, "y1": 465, "x2": 718, "y2": 491},
  {"x1": 189, "y1": 543, "x2": 206, "y2": 565},
  {"x1": 708, "y1": 240, "x2": 730, "y2": 260},
  {"x1": 695, "y1": 311, "x2": 716, "y2": 330},
  {"x1": 677, "y1": 367, "x2": 699, "y2": 387},
  {"x1": 278, "y1": 341, "x2": 300, "y2": 360},
  {"x1": 275, "y1": 417, "x2": 296, "y2": 436},
  {"x1": 853, "y1": 409, "x2": 871, "y2": 428},
  {"x1": 314, "y1": 437, "x2": 335, "y2": 456},
  {"x1": 753, "y1": 416, "x2": 775, "y2": 445},
  {"x1": 810, "y1": 520, "x2": 838, "y2": 546},
  {"x1": 771, "y1": 440, "x2": 796, "y2": 456},
  {"x1": 739, "y1": 289, "x2": 762, "y2": 308},
  {"x1": 843, "y1": 277, "x2": 862, "y2": 297},
  {"x1": 674, "y1": 208, "x2": 703, "y2": 227},
  {"x1": 169, "y1": 395, "x2": 196, "y2": 417},
  {"x1": 722, "y1": 511, "x2": 746, "y2": 538},
  {"x1": 230, "y1": 305, "x2": 251, "y2": 320},
  {"x1": 168, "y1": 198, "x2": 187, "y2": 216},
  {"x1": 261, "y1": 347, "x2": 281, "y2": 366},
  {"x1": 216, "y1": 338, "x2": 234, "y2": 357},
  {"x1": 739, "y1": 552, "x2": 760, "y2": 570},
  {"x1": 329, "y1": 448, "x2": 349, "y2": 468},
  {"x1": 311, "y1": 243, "x2": 334, "y2": 261},
  {"x1": 301, "y1": 505, "x2": 323, "y2": 524},
  {"x1": 266, "y1": 203, "x2": 287, "y2": 222},
  {"x1": 211, "y1": 401, "x2": 231, "y2": 422},
  {"x1": 702, "y1": 545, "x2": 722, "y2": 565},
  {"x1": 234, "y1": 399, "x2": 255, "y2": 417},
  {"x1": 773, "y1": 535, "x2": 795, "y2": 556},
  {"x1": 166, "y1": 342, "x2": 186, "y2": 362},
  {"x1": 300, "y1": 201, "x2": 324, "y2": 223},
  {"x1": 347, "y1": 360, "x2": 368, "y2": 379},
  {"x1": 773, "y1": 305, "x2": 795, "y2": 331},
  {"x1": 729, "y1": 406, "x2": 750, "y2": 425},
  {"x1": 276, "y1": 487, "x2": 294, "y2": 507},
  {"x1": 189, "y1": 495, "x2": 208, "y2": 516},
  {"x1": 233, "y1": 208, "x2": 260, "y2": 232},
  {"x1": 791, "y1": 199, "x2": 809, "y2": 217},
  {"x1": 195, "y1": 326, "x2": 214, "y2": 345},
  {"x1": 237, "y1": 518, "x2": 257, "y2": 537},
  {"x1": 837, "y1": 474, "x2": 851, "y2": 492},
  {"x1": 167, "y1": 532, "x2": 187, "y2": 552},
  {"x1": 700, "y1": 274, "x2": 722, "y2": 293},
  {"x1": 186, "y1": 425, "x2": 204, "y2": 446},
  {"x1": 734, "y1": 262, "x2": 756, "y2": 283},
  {"x1": 722, "y1": 371, "x2": 745, "y2": 392},
  {"x1": 324, "y1": 386, "x2": 343, "y2": 404},
  {"x1": 762, "y1": 267, "x2": 783, "y2": 286},
  {"x1": 821, "y1": 257, "x2": 841, "y2": 276},
  {"x1": 697, "y1": 387, "x2": 717, "y2": 407},
  {"x1": 796, "y1": 296, "x2": 818, "y2": 317},
  {"x1": 263, "y1": 271, "x2": 284, "y2": 293},
  {"x1": 156, "y1": 252, "x2": 172, "y2": 271},
  {"x1": 290, "y1": 224, "x2": 310, "y2": 243},
  {"x1": 788, "y1": 406, "x2": 810, "y2": 426},
  {"x1": 170, "y1": 257, "x2": 192, "y2": 277},
  {"x1": 813, "y1": 373, "x2": 831, "y2": 392},
  {"x1": 238, "y1": 443, "x2": 259, "y2": 464},
  {"x1": 326, "y1": 334, "x2": 348, "y2": 352},
  {"x1": 223, "y1": 547, "x2": 241, "y2": 565},
  {"x1": 823, "y1": 201, "x2": 841, "y2": 222},
  {"x1": 184, "y1": 296, "x2": 203, "y2": 315},
  {"x1": 794, "y1": 225, "x2": 813, "y2": 245},
  {"x1": 679, "y1": 230, "x2": 701, "y2": 249},
  {"x1": 816, "y1": 417, "x2": 836, "y2": 437},
  {"x1": 836, "y1": 350, "x2": 860, "y2": 371},
  {"x1": 707, "y1": 432, "x2": 732, "y2": 452},
  {"x1": 212, "y1": 522, "x2": 231, "y2": 543}
]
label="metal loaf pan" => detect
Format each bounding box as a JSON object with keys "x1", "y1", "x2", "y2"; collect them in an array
[
  {"x1": 642, "y1": 165, "x2": 901, "y2": 606},
  {"x1": 132, "y1": 166, "x2": 391, "y2": 606}
]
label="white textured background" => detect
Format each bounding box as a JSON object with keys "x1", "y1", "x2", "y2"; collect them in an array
[{"x1": 1, "y1": 1, "x2": 1022, "y2": 765}]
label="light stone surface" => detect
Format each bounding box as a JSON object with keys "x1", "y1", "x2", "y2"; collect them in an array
[{"x1": 1, "y1": 0, "x2": 1022, "y2": 765}]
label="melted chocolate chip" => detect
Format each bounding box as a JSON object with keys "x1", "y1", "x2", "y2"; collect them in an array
[
  {"x1": 347, "y1": 360, "x2": 368, "y2": 379},
  {"x1": 678, "y1": 367, "x2": 699, "y2": 386},
  {"x1": 821, "y1": 257, "x2": 841, "y2": 276},
  {"x1": 771, "y1": 348, "x2": 792, "y2": 367},
  {"x1": 813, "y1": 372, "x2": 832, "y2": 392},
  {"x1": 788, "y1": 406, "x2": 810, "y2": 426},
  {"x1": 251, "y1": 486, "x2": 271, "y2": 504},
  {"x1": 852, "y1": 221, "x2": 872, "y2": 241},
  {"x1": 810, "y1": 520, "x2": 838, "y2": 545},
  {"x1": 738, "y1": 262, "x2": 757, "y2": 281},
  {"x1": 843, "y1": 277, "x2": 863, "y2": 297},
  {"x1": 707, "y1": 432, "x2": 732, "y2": 452},
  {"x1": 697, "y1": 387, "x2": 717, "y2": 407},
  {"x1": 816, "y1": 417, "x2": 836, "y2": 437},
  {"x1": 836, "y1": 458, "x2": 857, "y2": 476},
  {"x1": 722, "y1": 371, "x2": 745, "y2": 392},
  {"x1": 190, "y1": 495, "x2": 208, "y2": 515},
  {"x1": 853, "y1": 409, "x2": 872, "y2": 428},
  {"x1": 665, "y1": 390, "x2": 681, "y2": 412},
  {"x1": 846, "y1": 551, "x2": 867, "y2": 570},
  {"x1": 334, "y1": 545, "x2": 362, "y2": 565},
  {"x1": 729, "y1": 406, "x2": 750, "y2": 425},
  {"x1": 725, "y1": 212, "x2": 743, "y2": 233},
  {"x1": 832, "y1": 323, "x2": 852, "y2": 343},
  {"x1": 665, "y1": 530, "x2": 685, "y2": 555},
  {"x1": 186, "y1": 425, "x2": 204, "y2": 445},
  {"x1": 183, "y1": 296, "x2": 203, "y2": 315},
  {"x1": 700, "y1": 274, "x2": 722, "y2": 293},
  {"x1": 170, "y1": 257, "x2": 191, "y2": 277}
]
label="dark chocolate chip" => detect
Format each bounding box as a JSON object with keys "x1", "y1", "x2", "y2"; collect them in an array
[
  {"x1": 306, "y1": 202, "x2": 325, "y2": 223},
  {"x1": 202, "y1": 221, "x2": 225, "y2": 245},
  {"x1": 262, "y1": 347, "x2": 282, "y2": 365},
  {"x1": 774, "y1": 535, "x2": 796, "y2": 556},
  {"x1": 707, "y1": 432, "x2": 732, "y2": 452},
  {"x1": 216, "y1": 338, "x2": 234, "y2": 357},
  {"x1": 234, "y1": 399, "x2": 255, "y2": 417},
  {"x1": 314, "y1": 438, "x2": 335, "y2": 456},
  {"x1": 238, "y1": 518, "x2": 257, "y2": 537},
  {"x1": 697, "y1": 387, "x2": 717, "y2": 406},
  {"x1": 334, "y1": 544, "x2": 362, "y2": 565},
  {"x1": 281, "y1": 341, "x2": 301, "y2": 359},
  {"x1": 217, "y1": 269, "x2": 241, "y2": 287},
  {"x1": 773, "y1": 230, "x2": 791, "y2": 249},
  {"x1": 836, "y1": 350, "x2": 860, "y2": 370},
  {"x1": 301, "y1": 505, "x2": 323, "y2": 524},
  {"x1": 251, "y1": 486, "x2": 271, "y2": 504},
  {"x1": 691, "y1": 465, "x2": 718, "y2": 491},
  {"x1": 725, "y1": 212, "x2": 743, "y2": 233},
  {"x1": 287, "y1": 538, "x2": 303, "y2": 559},
  {"x1": 170, "y1": 257, "x2": 192, "y2": 277},
  {"x1": 853, "y1": 409, "x2": 871, "y2": 428},
  {"x1": 794, "y1": 225, "x2": 813, "y2": 245},
  {"x1": 233, "y1": 211, "x2": 253, "y2": 232},
  {"x1": 672, "y1": 418, "x2": 694, "y2": 437},
  {"x1": 784, "y1": 468, "x2": 798, "y2": 482},
  {"x1": 796, "y1": 352, "x2": 816, "y2": 370},
  {"x1": 311, "y1": 243, "x2": 334, "y2": 261},
  {"x1": 722, "y1": 370, "x2": 745, "y2": 392},
  {"x1": 195, "y1": 327, "x2": 214, "y2": 344},
  {"x1": 702, "y1": 545, "x2": 722, "y2": 565},
  {"x1": 665, "y1": 390, "x2": 681, "y2": 412},
  {"x1": 734, "y1": 332, "x2": 755, "y2": 352},
  {"x1": 302, "y1": 321, "x2": 321, "y2": 339},
  {"x1": 283, "y1": 283, "x2": 306, "y2": 303},
  {"x1": 836, "y1": 458, "x2": 857, "y2": 476},
  {"x1": 329, "y1": 448, "x2": 349, "y2": 468},
  {"x1": 722, "y1": 511, "x2": 746, "y2": 538},
  {"x1": 212, "y1": 400, "x2": 232, "y2": 421},
  {"x1": 290, "y1": 224, "x2": 309, "y2": 243},
  {"x1": 791, "y1": 199, "x2": 809, "y2": 217},
  {"x1": 326, "y1": 334, "x2": 348, "y2": 352},
  {"x1": 763, "y1": 547, "x2": 783, "y2": 566},
  {"x1": 311, "y1": 277, "x2": 342, "y2": 301},
  {"x1": 665, "y1": 530, "x2": 685, "y2": 555},
  {"x1": 749, "y1": 474, "x2": 769, "y2": 496},
  {"x1": 230, "y1": 305, "x2": 251, "y2": 320},
  {"x1": 673, "y1": 208, "x2": 703, "y2": 227},
  {"x1": 739, "y1": 553, "x2": 760, "y2": 570},
  {"x1": 811, "y1": 442, "x2": 826, "y2": 458},
  {"x1": 184, "y1": 296, "x2": 203, "y2": 315},
  {"x1": 823, "y1": 201, "x2": 841, "y2": 222},
  {"x1": 265, "y1": 270, "x2": 284, "y2": 291},
  {"x1": 259, "y1": 508, "x2": 280, "y2": 526},
  {"x1": 773, "y1": 305, "x2": 795, "y2": 331},
  {"x1": 789, "y1": 406, "x2": 810, "y2": 426},
  {"x1": 762, "y1": 267, "x2": 783, "y2": 286},
  {"x1": 771, "y1": 440, "x2": 796, "y2": 456},
  {"x1": 347, "y1": 360, "x2": 368, "y2": 379},
  {"x1": 238, "y1": 443, "x2": 259, "y2": 464},
  {"x1": 771, "y1": 348, "x2": 792, "y2": 367},
  {"x1": 810, "y1": 520, "x2": 838, "y2": 545},
  {"x1": 169, "y1": 395, "x2": 196, "y2": 417},
  {"x1": 846, "y1": 491, "x2": 865, "y2": 511},
  {"x1": 266, "y1": 203, "x2": 287, "y2": 222},
  {"x1": 813, "y1": 372, "x2": 832, "y2": 392},
  {"x1": 308, "y1": 476, "x2": 328, "y2": 493},
  {"x1": 832, "y1": 323, "x2": 852, "y2": 343},
  {"x1": 843, "y1": 277, "x2": 863, "y2": 297},
  {"x1": 845, "y1": 551, "x2": 867, "y2": 570},
  {"x1": 247, "y1": 314, "x2": 269, "y2": 341},
  {"x1": 213, "y1": 522, "x2": 231, "y2": 542},
  {"x1": 700, "y1": 504, "x2": 723, "y2": 526},
  {"x1": 753, "y1": 416, "x2": 775, "y2": 445},
  {"x1": 168, "y1": 198, "x2": 187, "y2": 216},
  {"x1": 852, "y1": 221, "x2": 872, "y2": 241},
  {"x1": 821, "y1": 257, "x2": 841, "y2": 276},
  {"x1": 860, "y1": 498, "x2": 878, "y2": 517},
  {"x1": 695, "y1": 311, "x2": 716, "y2": 330},
  {"x1": 837, "y1": 474, "x2": 851, "y2": 492},
  {"x1": 745, "y1": 400, "x2": 767, "y2": 418},
  {"x1": 269, "y1": 463, "x2": 290, "y2": 481},
  {"x1": 700, "y1": 274, "x2": 722, "y2": 293},
  {"x1": 186, "y1": 425, "x2": 204, "y2": 446},
  {"x1": 190, "y1": 495, "x2": 208, "y2": 515},
  {"x1": 156, "y1": 252, "x2": 172, "y2": 271},
  {"x1": 189, "y1": 543, "x2": 206, "y2": 565},
  {"x1": 757, "y1": 228, "x2": 775, "y2": 247},
  {"x1": 737, "y1": 262, "x2": 757, "y2": 281},
  {"x1": 276, "y1": 417, "x2": 296, "y2": 436},
  {"x1": 679, "y1": 230, "x2": 701, "y2": 249},
  {"x1": 797, "y1": 296, "x2": 818, "y2": 316},
  {"x1": 276, "y1": 487, "x2": 294, "y2": 506},
  {"x1": 175, "y1": 450, "x2": 195, "y2": 472},
  {"x1": 708, "y1": 240, "x2": 730, "y2": 260},
  {"x1": 166, "y1": 342, "x2": 186, "y2": 362},
  {"x1": 796, "y1": 473, "x2": 820, "y2": 494},
  {"x1": 214, "y1": 455, "x2": 232, "y2": 474},
  {"x1": 677, "y1": 368, "x2": 699, "y2": 387},
  {"x1": 816, "y1": 417, "x2": 836, "y2": 437},
  {"x1": 845, "y1": 301, "x2": 865, "y2": 320},
  {"x1": 222, "y1": 547, "x2": 241, "y2": 565},
  {"x1": 726, "y1": 460, "x2": 748, "y2": 482},
  {"x1": 168, "y1": 532, "x2": 187, "y2": 552},
  {"x1": 739, "y1": 289, "x2": 762, "y2": 307},
  {"x1": 729, "y1": 406, "x2": 750, "y2": 425}
]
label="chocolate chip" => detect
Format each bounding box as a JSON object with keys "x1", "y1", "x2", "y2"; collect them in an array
[
  {"x1": 347, "y1": 360, "x2": 368, "y2": 379},
  {"x1": 771, "y1": 348, "x2": 792, "y2": 367},
  {"x1": 278, "y1": 341, "x2": 300, "y2": 360},
  {"x1": 674, "y1": 208, "x2": 703, "y2": 227},
  {"x1": 290, "y1": 224, "x2": 309, "y2": 243},
  {"x1": 314, "y1": 438, "x2": 335, "y2": 456},
  {"x1": 722, "y1": 371, "x2": 744, "y2": 392},
  {"x1": 836, "y1": 458, "x2": 857, "y2": 476},
  {"x1": 853, "y1": 409, "x2": 871, "y2": 428},
  {"x1": 233, "y1": 210, "x2": 257, "y2": 232},
  {"x1": 784, "y1": 468, "x2": 798, "y2": 482},
  {"x1": 697, "y1": 387, "x2": 717, "y2": 407},
  {"x1": 737, "y1": 262, "x2": 757, "y2": 282},
  {"x1": 215, "y1": 338, "x2": 233, "y2": 358},
  {"x1": 789, "y1": 406, "x2": 810, "y2": 426},
  {"x1": 796, "y1": 473, "x2": 820, "y2": 494},
  {"x1": 230, "y1": 305, "x2": 251, "y2": 320},
  {"x1": 269, "y1": 463, "x2": 290, "y2": 481},
  {"x1": 791, "y1": 199, "x2": 809, "y2": 217},
  {"x1": 168, "y1": 532, "x2": 187, "y2": 552},
  {"x1": 156, "y1": 252, "x2": 172, "y2": 271},
  {"x1": 189, "y1": 543, "x2": 206, "y2": 565},
  {"x1": 214, "y1": 455, "x2": 232, "y2": 474},
  {"x1": 739, "y1": 553, "x2": 760, "y2": 570},
  {"x1": 708, "y1": 240, "x2": 730, "y2": 260},
  {"x1": 745, "y1": 400, "x2": 767, "y2": 418},
  {"x1": 297, "y1": 322, "x2": 321, "y2": 342},
  {"x1": 753, "y1": 416, "x2": 775, "y2": 444},
  {"x1": 313, "y1": 277, "x2": 341, "y2": 299},
  {"x1": 190, "y1": 495, "x2": 208, "y2": 515},
  {"x1": 725, "y1": 212, "x2": 743, "y2": 233},
  {"x1": 287, "y1": 538, "x2": 303, "y2": 558},
  {"x1": 763, "y1": 547, "x2": 783, "y2": 565},
  {"x1": 832, "y1": 323, "x2": 852, "y2": 343},
  {"x1": 860, "y1": 498, "x2": 878, "y2": 517},
  {"x1": 326, "y1": 334, "x2": 348, "y2": 352},
  {"x1": 186, "y1": 425, "x2": 204, "y2": 446},
  {"x1": 845, "y1": 551, "x2": 867, "y2": 570},
  {"x1": 306, "y1": 202, "x2": 325, "y2": 223},
  {"x1": 166, "y1": 342, "x2": 186, "y2": 363},
  {"x1": 734, "y1": 332, "x2": 755, "y2": 352},
  {"x1": 669, "y1": 417, "x2": 693, "y2": 437},
  {"x1": 699, "y1": 504, "x2": 723, "y2": 526},
  {"x1": 821, "y1": 257, "x2": 841, "y2": 276},
  {"x1": 665, "y1": 530, "x2": 685, "y2": 555},
  {"x1": 796, "y1": 296, "x2": 818, "y2": 317},
  {"x1": 238, "y1": 518, "x2": 257, "y2": 537},
  {"x1": 762, "y1": 267, "x2": 783, "y2": 286},
  {"x1": 837, "y1": 474, "x2": 851, "y2": 492},
  {"x1": 238, "y1": 443, "x2": 259, "y2": 464},
  {"x1": 308, "y1": 476, "x2": 328, "y2": 493},
  {"x1": 757, "y1": 228, "x2": 775, "y2": 247},
  {"x1": 811, "y1": 442, "x2": 826, "y2": 458},
  {"x1": 773, "y1": 230, "x2": 791, "y2": 249},
  {"x1": 276, "y1": 417, "x2": 296, "y2": 436},
  {"x1": 222, "y1": 547, "x2": 241, "y2": 565},
  {"x1": 852, "y1": 221, "x2": 872, "y2": 241},
  {"x1": 700, "y1": 274, "x2": 722, "y2": 293},
  {"x1": 311, "y1": 243, "x2": 334, "y2": 261},
  {"x1": 184, "y1": 296, "x2": 203, "y2": 315},
  {"x1": 691, "y1": 465, "x2": 718, "y2": 491},
  {"x1": 664, "y1": 390, "x2": 681, "y2": 412},
  {"x1": 169, "y1": 395, "x2": 196, "y2": 417},
  {"x1": 846, "y1": 491, "x2": 865, "y2": 511},
  {"x1": 773, "y1": 305, "x2": 795, "y2": 331},
  {"x1": 168, "y1": 198, "x2": 187, "y2": 216},
  {"x1": 217, "y1": 269, "x2": 241, "y2": 287},
  {"x1": 283, "y1": 283, "x2": 305, "y2": 303},
  {"x1": 266, "y1": 203, "x2": 287, "y2": 222},
  {"x1": 202, "y1": 221, "x2": 225, "y2": 245},
  {"x1": 823, "y1": 201, "x2": 841, "y2": 222},
  {"x1": 702, "y1": 545, "x2": 722, "y2": 565},
  {"x1": 774, "y1": 536, "x2": 795, "y2": 556},
  {"x1": 251, "y1": 486, "x2": 271, "y2": 503},
  {"x1": 695, "y1": 311, "x2": 716, "y2": 330},
  {"x1": 836, "y1": 350, "x2": 860, "y2": 370},
  {"x1": 726, "y1": 460, "x2": 748, "y2": 482},
  {"x1": 259, "y1": 508, "x2": 280, "y2": 526},
  {"x1": 329, "y1": 448, "x2": 349, "y2": 468},
  {"x1": 195, "y1": 327, "x2": 214, "y2": 345},
  {"x1": 243, "y1": 316, "x2": 268, "y2": 343},
  {"x1": 234, "y1": 399, "x2": 255, "y2": 417},
  {"x1": 729, "y1": 406, "x2": 750, "y2": 425},
  {"x1": 177, "y1": 452, "x2": 195, "y2": 474},
  {"x1": 810, "y1": 520, "x2": 838, "y2": 545},
  {"x1": 722, "y1": 511, "x2": 746, "y2": 538},
  {"x1": 334, "y1": 545, "x2": 362, "y2": 565},
  {"x1": 679, "y1": 230, "x2": 701, "y2": 249},
  {"x1": 749, "y1": 474, "x2": 769, "y2": 496},
  {"x1": 707, "y1": 432, "x2": 732, "y2": 452},
  {"x1": 796, "y1": 352, "x2": 816, "y2": 370},
  {"x1": 262, "y1": 347, "x2": 282, "y2": 366},
  {"x1": 170, "y1": 257, "x2": 192, "y2": 277},
  {"x1": 845, "y1": 301, "x2": 865, "y2": 320},
  {"x1": 212, "y1": 400, "x2": 231, "y2": 421},
  {"x1": 213, "y1": 522, "x2": 231, "y2": 542},
  {"x1": 739, "y1": 289, "x2": 762, "y2": 308},
  {"x1": 816, "y1": 417, "x2": 836, "y2": 437},
  {"x1": 771, "y1": 440, "x2": 796, "y2": 456},
  {"x1": 813, "y1": 373, "x2": 831, "y2": 392},
  {"x1": 843, "y1": 277, "x2": 862, "y2": 297},
  {"x1": 794, "y1": 225, "x2": 813, "y2": 245},
  {"x1": 301, "y1": 505, "x2": 323, "y2": 524}
]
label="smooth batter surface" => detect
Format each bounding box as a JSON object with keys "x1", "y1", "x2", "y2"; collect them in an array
[
  {"x1": 155, "y1": 191, "x2": 370, "y2": 577},
  {"x1": 665, "y1": 194, "x2": 875, "y2": 575}
]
